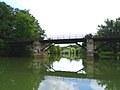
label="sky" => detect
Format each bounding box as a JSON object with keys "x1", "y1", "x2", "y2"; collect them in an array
[{"x1": 1, "y1": 0, "x2": 120, "y2": 37}]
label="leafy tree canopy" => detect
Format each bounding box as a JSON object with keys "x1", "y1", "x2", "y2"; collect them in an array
[
  {"x1": 95, "y1": 18, "x2": 120, "y2": 53},
  {"x1": 0, "y1": 2, "x2": 46, "y2": 56},
  {"x1": 0, "y1": 2, "x2": 46, "y2": 40},
  {"x1": 96, "y1": 18, "x2": 120, "y2": 38}
]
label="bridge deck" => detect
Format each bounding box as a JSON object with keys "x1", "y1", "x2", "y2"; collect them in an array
[
  {"x1": 41, "y1": 38, "x2": 86, "y2": 44},
  {"x1": 6, "y1": 37, "x2": 120, "y2": 45}
]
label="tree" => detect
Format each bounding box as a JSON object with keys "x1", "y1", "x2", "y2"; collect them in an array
[
  {"x1": 96, "y1": 18, "x2": 120, "y2": 53},
  {"x1": 48, "y1": 45, "x2": 62, "y2": 54},
  {"x1": 0, "y1": 2, "x2": 46, "y2": 56},
  {"x1": 12, "y1": 10, "x2": 46, "y2": 40},
  {"x1": 0, "y1": 2, "x2": 14, "y2": 39},
  {"x1": 97, "y1": 18, "x2": 120, "y2": 38},
  {"x1": 0, "y1": 2, "x2": 46, "y2": 40}
]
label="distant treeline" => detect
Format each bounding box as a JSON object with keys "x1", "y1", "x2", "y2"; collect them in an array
[{"x1": 48, "y1": 45, "x2": 81, "y2": 54}]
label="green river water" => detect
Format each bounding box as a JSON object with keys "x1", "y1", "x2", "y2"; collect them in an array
[{"x1": 0, "y1": 55, "x2": 120, "y2": 90}]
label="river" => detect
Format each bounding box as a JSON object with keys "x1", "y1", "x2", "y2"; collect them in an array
[{"x1": 0, "y1": 55, "x2": 120, "y2": 90}]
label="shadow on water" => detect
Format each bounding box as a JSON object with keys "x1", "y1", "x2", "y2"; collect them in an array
[{"x1": 0, "y1": 55, "x2": 120, "y2": 90}]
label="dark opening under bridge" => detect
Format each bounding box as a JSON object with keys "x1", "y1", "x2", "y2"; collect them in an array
[{"x1": 6, "y1": 34, "x2": 120, "y2": 57}]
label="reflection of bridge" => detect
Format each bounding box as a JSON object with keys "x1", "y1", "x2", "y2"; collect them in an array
[
  {"x1": 5, "y1": 34, "x2": 120, "y2": 57},
  {"x1": 45, "y1": 59, "x2": 94, "y2": 79},
  {"x1": 46, "y1": 71, "x2": 86, "y2": 78}
]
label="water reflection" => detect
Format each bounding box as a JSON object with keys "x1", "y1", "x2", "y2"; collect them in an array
[
  {"x1": 39, "y1": 55, "x2": 120, "y2": 90},
  {"x1": 39, "y1": 76, "x2": 105, "y2": 90},
  {"x1": 93, "y1": 59, "x2": 120, "y2": 90},
  {"x1": 39, "y1": 76, "x2": 77, "y2": 90},
  {"x1": 49, "y1": 58, "x2": 84, "y2": 72},
  {"x1": 1, "y1": 55, "x2": 120, "y2": 90},
  {"x1": 33, "y1": 57, "x2": 48, "y2": 73}
]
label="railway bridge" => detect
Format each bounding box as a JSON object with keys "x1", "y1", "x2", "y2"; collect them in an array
[{"x1": 6, "y1": 34, "x2": 120, "y2": 58}]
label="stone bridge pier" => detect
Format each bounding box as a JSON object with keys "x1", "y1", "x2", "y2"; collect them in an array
[
  {"x1": 33, "y1": 40, "x2": 48, "y2": 58},
  {"x1": 86, "y1": 39, "x2": 94, "y2": 58}
]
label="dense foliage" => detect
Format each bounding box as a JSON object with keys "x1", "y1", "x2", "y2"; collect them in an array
[
  {"x1": 81, "y1": 18, "x2": 120, "y2": 58},
  {"x1": 48, "y1": 45, "x2": 62, "y2": 54},
  {"x1": 0, "y1": 2, "x2": 46, "y2": 57},
  {"x1": 95, "y1": 18, "x2": 120, "y2": 53},
  {"x1": 48, "y1": 45, "x2": 82, "y2": 59},
  {"x1": 96, "y1": 18, "x2": 120, "y2": 38},
  {"x1": 48, "y1": 45, "x2": 81, "y2": 54}
]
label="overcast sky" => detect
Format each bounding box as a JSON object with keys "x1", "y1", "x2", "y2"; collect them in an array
[{"x1": 1, "y1": 0, "x2": 120, "y2": 37}]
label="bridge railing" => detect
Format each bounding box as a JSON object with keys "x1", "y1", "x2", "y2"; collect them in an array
[{"x1": 46, "y1": 34, "x2": 86, "y2": 40}]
